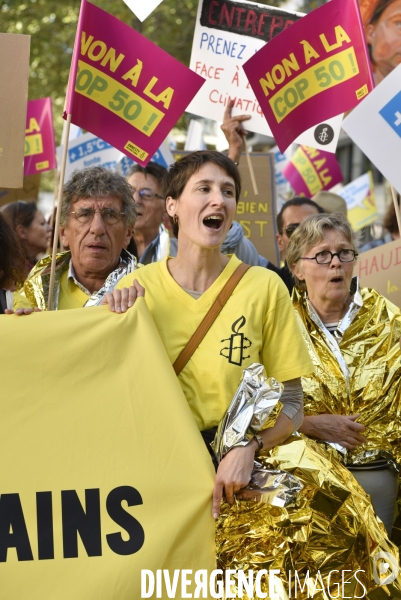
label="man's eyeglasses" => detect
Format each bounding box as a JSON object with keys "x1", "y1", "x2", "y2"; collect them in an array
[
  {"x1": 69, "y1": 208, "x2": 126, "y2": 225},
  {"x1": 284, "y1": 223, "x2": 300, "y2": 237},
  {"x1": 132, "y1": 188, "x2": 163, "y2": 201},
  {"x1": 300, "y1": 249, "x2": 358, "y2": 264}
]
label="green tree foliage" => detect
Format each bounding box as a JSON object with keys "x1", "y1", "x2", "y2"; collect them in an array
[{"x1": 297, "y1": 0, "x2": 324, "y2": 13}]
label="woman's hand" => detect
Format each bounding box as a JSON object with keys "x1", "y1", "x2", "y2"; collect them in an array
[
  {"x1": 300, "y1": 414, "x2": 366, "y2": 449},
  {"x1": 212, "y1": 440, "x2": 257, "y2": 519},
  {"x1": 5, "y1": 307, "x2": 41, "y2": 315},
  {"x1": 221, "y1": 100, "x2": 250, "y2": 164},
  {"x1": 101, "y1": 280, "x2": 145, "y2": 313}
]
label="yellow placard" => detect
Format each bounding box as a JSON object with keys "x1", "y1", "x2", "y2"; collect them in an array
[
  {"x1": 0, "y1": 301, "x2": 215, "y2": 598},
  {"x1": 75, "y1": 60, "x2": 165, "y2": 137},
  {"x1": 269, "y1": 47, "x2": 359, "y2": 123},
  {"x1": 24, "y1": 133, "x2": 43, "y2": 157},
  {"x1": 292, "y1": 147, "x2": 322, "y2": 195}
]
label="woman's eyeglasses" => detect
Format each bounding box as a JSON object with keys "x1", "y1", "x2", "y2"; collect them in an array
[{"x1": 300, "y1": 249, "x2": 358, "y2": 264}]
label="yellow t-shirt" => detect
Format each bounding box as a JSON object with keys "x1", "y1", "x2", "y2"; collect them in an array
[
  {"x1": 14, "y1": 269, "x2": 89, "y2": 310},
  {"x1": 117, "y1": 255, "x2": 314, "y2": 431}
]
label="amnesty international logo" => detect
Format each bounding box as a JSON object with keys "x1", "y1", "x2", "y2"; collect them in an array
[{"x1": 220, "y1": 316, "x2": 252, "y2": 366}]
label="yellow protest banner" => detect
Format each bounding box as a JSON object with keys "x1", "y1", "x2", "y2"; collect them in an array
[{"x1": 0, "y1": 301, "x2": 215, "y2": 599}]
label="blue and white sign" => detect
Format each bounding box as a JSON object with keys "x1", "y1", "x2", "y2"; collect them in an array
[
  {"x1": 342, "y1": 64, "x2": 401, "y2": 196},
  {"x1": 379, "y1": 90, "x2": 401, "y2": 139},
  {"x1": 57, "y1": 132, "x2": 124, "y2": 181}
]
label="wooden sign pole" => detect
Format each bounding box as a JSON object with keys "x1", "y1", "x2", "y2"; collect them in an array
[{"x1": 47, "y1": 114, "x2": 71, "y2": 310}]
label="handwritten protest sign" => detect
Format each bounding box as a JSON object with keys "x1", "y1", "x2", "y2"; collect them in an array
[
  {"x1": 342, "y1": 63, "x2": 401, "y2": 196},
  {"x1": 57, "y1": 132, "x2": 124, "y2": 181},
  {"x1": 338, "y1": 172, "x2": 377, "y2": 231},
  {"x1": 122, "y1": 0, "x2": 163, "y2": 22},
  {"x1": 24, "y1": 98, "x2": 56, "y2": 177},
  {"x1": 283, "y1": 145, "x2": 343, "y2": 197},
  {"x1": 0, "y1": 33, "x2": 30, "y2": 188},
  {"x1": 236, "y1": 153, "x2": 279, "y2": 265},
  {"x1": 358, "y1": 238, "x2": 401, "y2": 309},
  {"x1": 243, "y1": 0, "x2": 373, "y2": 152},
  {"x1": 64, "y1": 1, "x2": 204, "y2": 166},
  {"x1": 187, "y1": 0, "x2": 302, "y2": 136}
]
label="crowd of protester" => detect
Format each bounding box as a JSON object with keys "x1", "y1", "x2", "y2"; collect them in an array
[{"x1": 1, "y1": 112, "x2": 401, "y2": 592}]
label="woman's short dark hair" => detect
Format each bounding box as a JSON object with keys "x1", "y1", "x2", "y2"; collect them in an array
[
  {"x1": 0, "y1": 212, "x2": 26, "y2": 288},
  {"x1": 163, "y1": 151, "x2": 241, "y2": 237}
]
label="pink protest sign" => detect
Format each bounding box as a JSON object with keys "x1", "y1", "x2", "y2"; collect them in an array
[
  {"x1": 283, "y1": 145, "x2": 343, "y2": 196},
  {"x1": 64, "y1": 0, "x2": 205, "y2": 166},
  {"x1": 24, "y1": 98, "x2": 56, "y2": 176},
  {"x1": 243, "y1": 0, "x2": 374, "y2": 153}
]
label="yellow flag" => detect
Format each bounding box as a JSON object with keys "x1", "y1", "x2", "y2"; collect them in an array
[{"x1": 0, "y1": 300, "x2": 215, "y2": 599}]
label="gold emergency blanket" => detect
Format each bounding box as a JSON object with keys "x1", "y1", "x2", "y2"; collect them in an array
[
  {"x1": 20, "y1": 249, "x2": 137, "y2": 310},
  {"x1": 293, "y1": 284, "x2": 401, "y2": 466},
  {"x1": 217, "y1": 434, "x2": 401, "y2": 599}
]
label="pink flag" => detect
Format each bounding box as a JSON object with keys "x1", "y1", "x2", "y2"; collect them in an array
[
  {"x1": 24, "y1": 98, "x2": 57, "y2": 176},
  {"x1": 64, "y1": 1, "x2": 205, "y2": 166},
  {"x1": 283, "y1": 145, "x2": 343, "y2": 196},
  {"x1": 243, "y1": 0, "x2": 374, "y2": 153}
]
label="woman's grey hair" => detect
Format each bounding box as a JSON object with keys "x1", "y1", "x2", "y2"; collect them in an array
[
  {"x1": 60, "y1": 166, "x2": 136, "y2": 227},
  {"x1": 287, "y1": 213, "x2": 359, "y2": 290}
]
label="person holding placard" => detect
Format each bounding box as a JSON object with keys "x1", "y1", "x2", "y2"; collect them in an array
[
  {"x1": 106, "y1": 150, "x2": 313, "y2": 517},
  {"x1": 12, "y1": 167, "x2": 138, "y2": 312},
  {"x1": 287, "y1": 212, "x2": 401, "y2": 534}
]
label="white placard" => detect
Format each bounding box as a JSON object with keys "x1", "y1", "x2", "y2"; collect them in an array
[
  {"x1": 342, "y1": 64, "x2": 401, "y2": 196},
  {"x1": 187, "y1": 0, "x2": 342, "y2": 153},
  {"x1": 295, "y1": 114, "x2": 344, "y2": 154},
  {"x1": 122, "y1": 0, "x2": 164, "y2": 22},
  {"x1": 187, "y1": 0, "x2": 302, "y2": 136},
  {"x1": 57, "y1": 132, "x2": 124, "y2": 181},
  {"x1": 185, "y1": 120, "x2": 206, "y2": 151}
]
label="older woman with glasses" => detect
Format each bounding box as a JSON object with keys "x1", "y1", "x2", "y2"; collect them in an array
[{"x1": 287, "y1": 212, "x2": 401, "y2": 534}]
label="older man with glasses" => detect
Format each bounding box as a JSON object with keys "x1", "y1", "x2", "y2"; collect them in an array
[{"x1": 12, "y1": 166, "x2": 138, "y2": 312}]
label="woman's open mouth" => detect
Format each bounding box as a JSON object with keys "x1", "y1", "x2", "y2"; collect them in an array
[{"x1": 203, "y1": 215, "x2": 223, "y2": 230}]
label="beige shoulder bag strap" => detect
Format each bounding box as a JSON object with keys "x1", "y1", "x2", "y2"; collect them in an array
[{"x1": 173, "y1": 263, "x2": 251, "y2": 376}]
